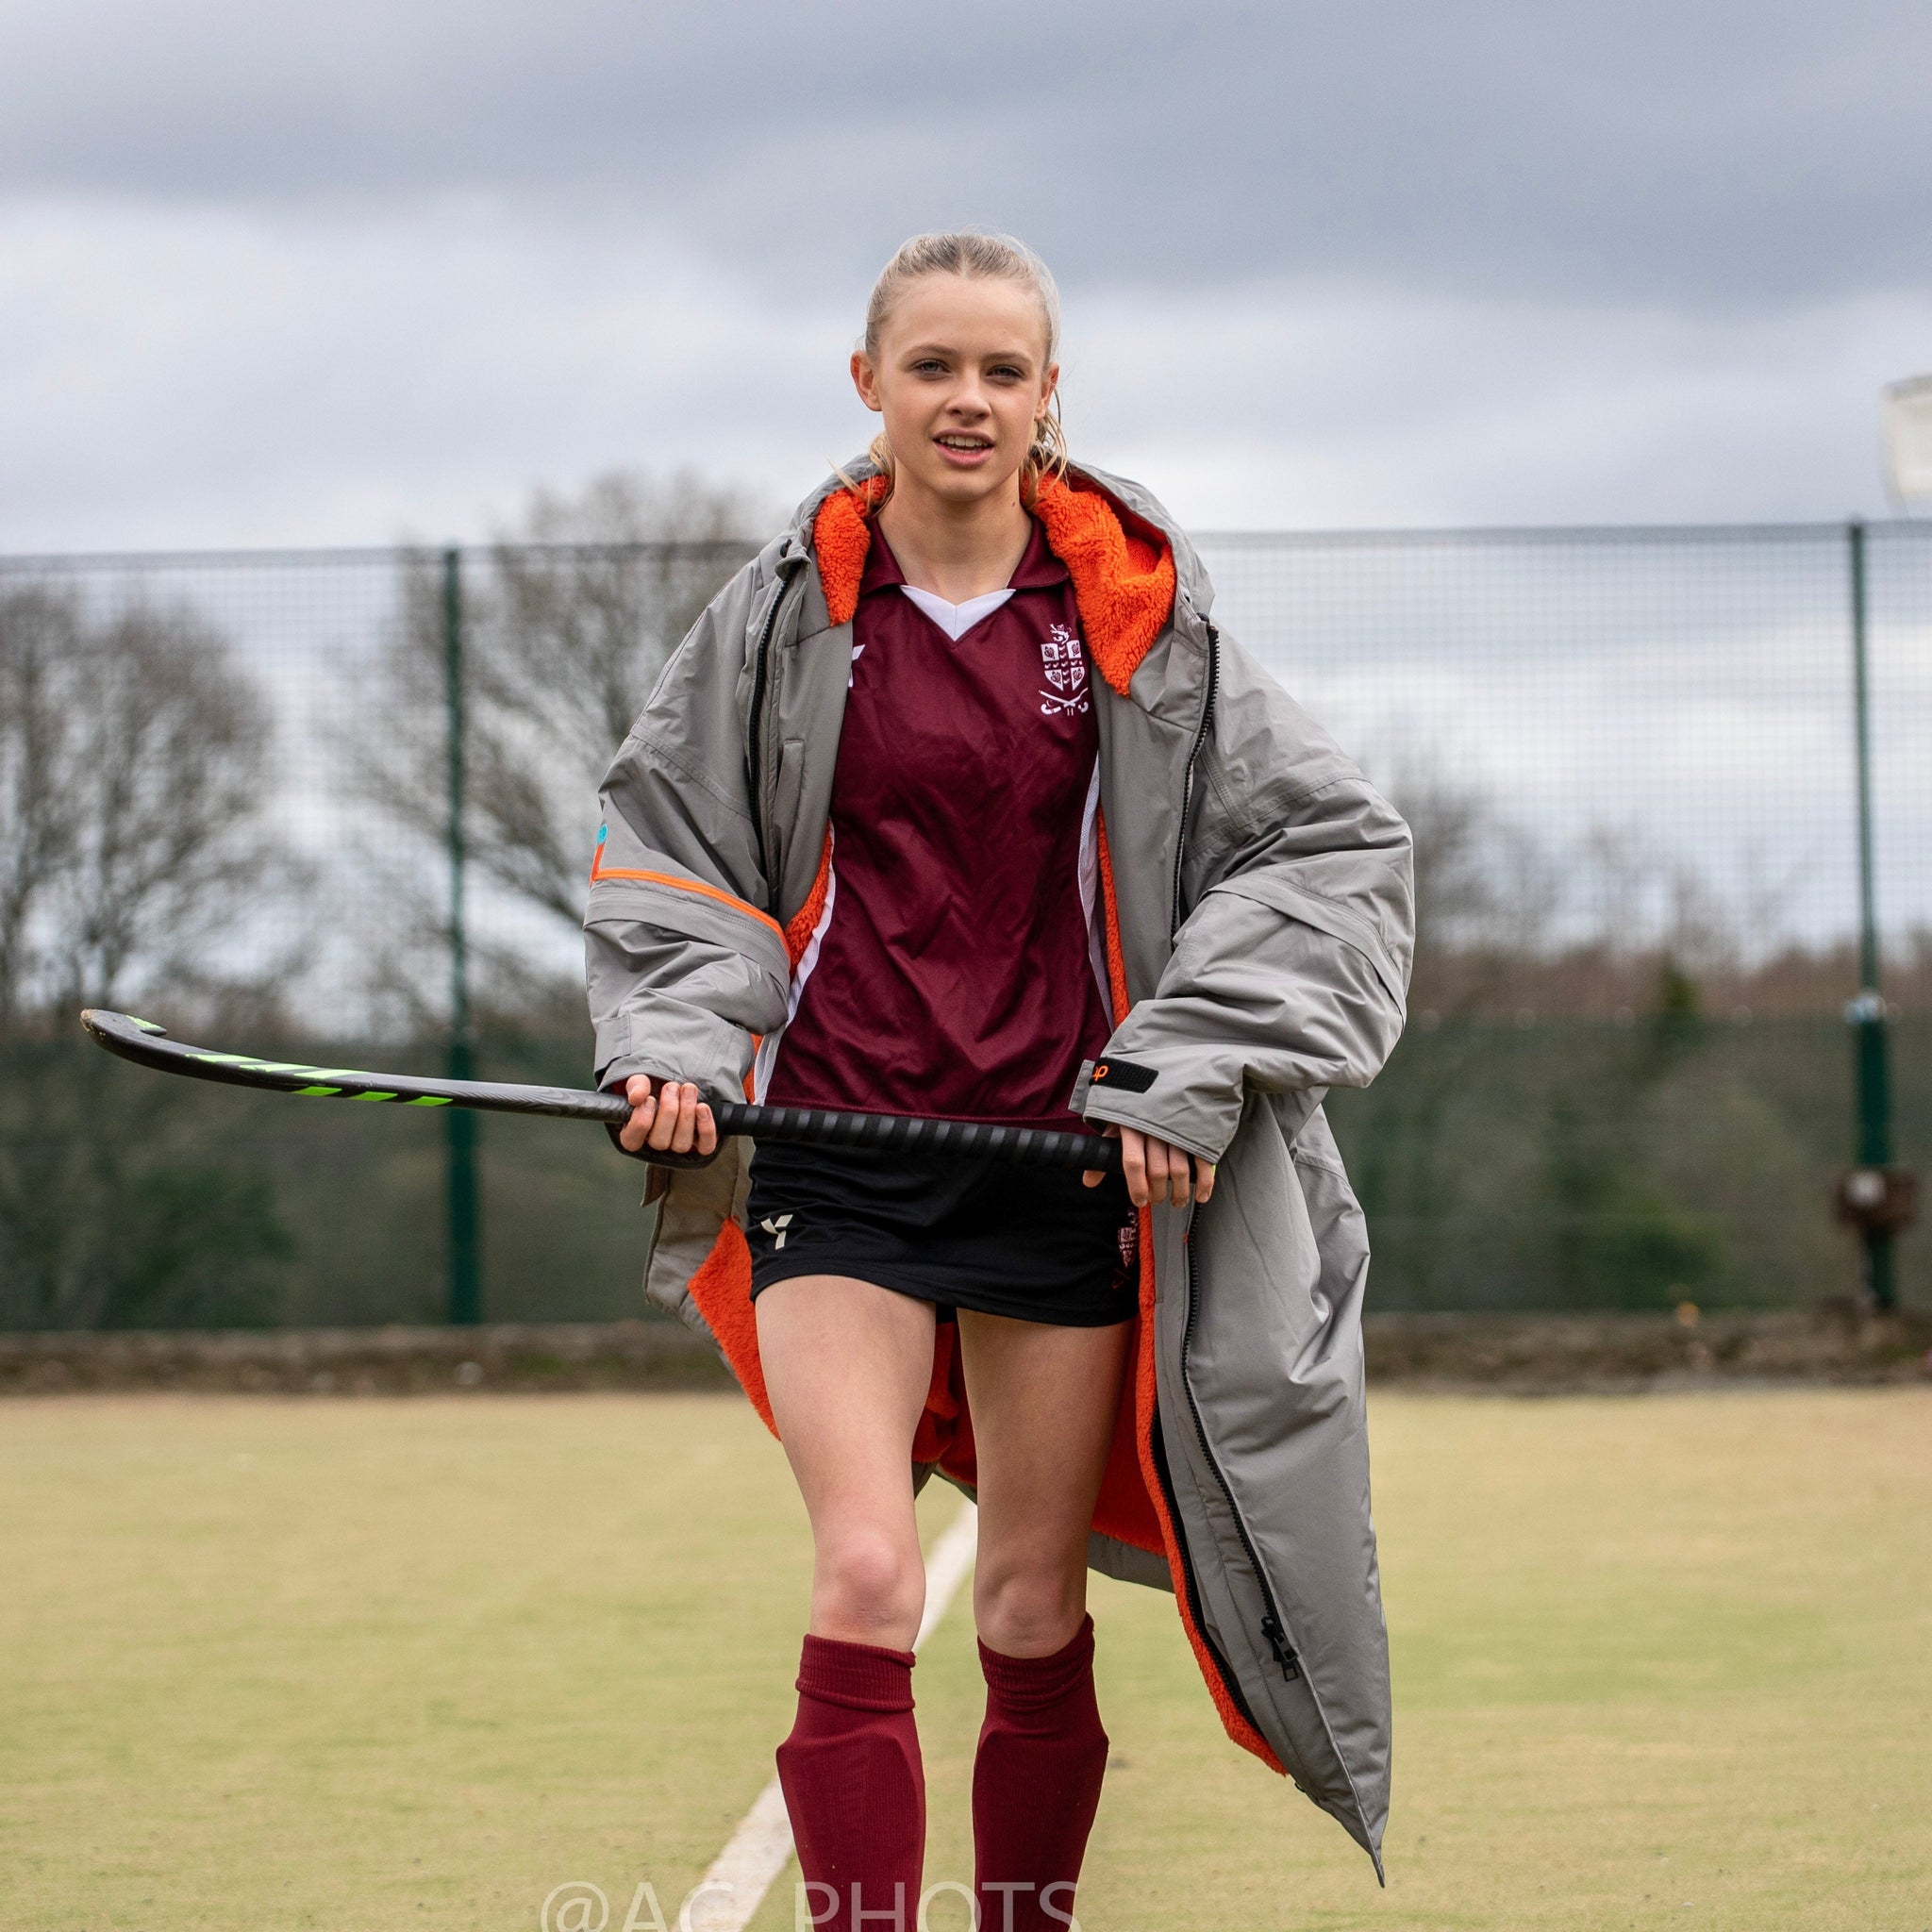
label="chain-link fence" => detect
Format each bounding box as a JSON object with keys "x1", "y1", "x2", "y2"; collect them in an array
[{"x1": 2, "y1": 519, "x2": 1925, "y2": 1327}]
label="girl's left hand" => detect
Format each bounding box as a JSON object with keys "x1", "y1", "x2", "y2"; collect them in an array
[
  {"x1": 617, "y1": 1074, "x2": 717, "y2": 1159},
  {"x1": 1082, "y1": 1122, "x2": 1215, "y2": 1207}
]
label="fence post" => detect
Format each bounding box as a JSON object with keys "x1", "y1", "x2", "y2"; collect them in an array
[
  {"x1": 442, "y1": 545, "x2": 482, "y2": 1325},
  {"x1": 1844, "y1": 519, "x2": 1896, "y2": 1310}
]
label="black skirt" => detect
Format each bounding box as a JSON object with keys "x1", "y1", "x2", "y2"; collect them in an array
[{"x1": 745, "y1": 1137, "x2": 1140, "y2": 1328}]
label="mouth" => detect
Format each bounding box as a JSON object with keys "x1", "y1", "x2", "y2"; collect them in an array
[{"x1": 933, "y1": 432, "x2": 995, "y2": 466}]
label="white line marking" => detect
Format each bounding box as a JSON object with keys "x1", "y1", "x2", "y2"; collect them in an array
[
  {"x1": 689, "y1": 1779, "x2": 793, "y2": 1932},
  {"x1": 688, "y1": 1501, "x2": 978, "y2": 1932},
  {"x1": 914, "y1": 1499, "x2": 980, "y2": 1651}
]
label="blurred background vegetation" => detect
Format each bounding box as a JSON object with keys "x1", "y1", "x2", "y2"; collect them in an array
[{"x1": 2, "y1": 484, "x2": 1924, "y2": 1327}]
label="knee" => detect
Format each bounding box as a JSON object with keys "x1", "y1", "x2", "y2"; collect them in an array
[
  {"x1": 814, "y1": 1526, "x2": 924, "y2": 1645},
  {"x1": 974, "y1": 1557, "x2": 1084, "y2": 1658}
]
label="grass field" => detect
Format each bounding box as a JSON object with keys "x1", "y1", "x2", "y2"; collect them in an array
[{"x1": 3, "y1": 1389, "x2": 1927, "y2": 1931}]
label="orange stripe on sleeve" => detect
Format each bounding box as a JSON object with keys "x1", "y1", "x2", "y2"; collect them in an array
[{"x1": 590, "y1": 849, "x2": 786, "y2": 943}]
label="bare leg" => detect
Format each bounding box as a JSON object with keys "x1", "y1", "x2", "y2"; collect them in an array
[
  {"x1": 958, "y1": 1309, "x2": 1132, "y2": 1931},
  {"x1": 756, "y1": 1274, "x2": 938, "y2": 1649},
  {"x1": 956, "y1": 1310, "x2": 1133, "y2": 1656}
]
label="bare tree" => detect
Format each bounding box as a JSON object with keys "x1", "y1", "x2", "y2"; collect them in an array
[
  {"x1": 349, "y1": 471, "x2": 762, "y2": 1015},
  {"x1": 1386, "y1": 754, "x2": 1561, "y2": 1017},
  {"x1": 0, "y1": 587, "x2": 281, "y2": 1032},
  {"x1": 0, "y1": 589, "x2": 73, "y2": 1031},
  {"x1": 0, "y1": 585, "x2": 295, "y2": 1328}
]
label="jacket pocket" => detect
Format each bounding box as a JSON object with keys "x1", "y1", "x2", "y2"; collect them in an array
[{"x1": 772, "y1": 738, "x2": 808, "y2": 885}]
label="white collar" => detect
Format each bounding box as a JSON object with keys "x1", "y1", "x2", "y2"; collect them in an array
[{"x1": 897, "y1": 583, "x2": 1015, "y2": 642}]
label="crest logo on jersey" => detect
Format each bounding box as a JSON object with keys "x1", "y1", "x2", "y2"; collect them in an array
[{"x1": 1038, "y1": 623, "x2": 1090, "y2": 717}]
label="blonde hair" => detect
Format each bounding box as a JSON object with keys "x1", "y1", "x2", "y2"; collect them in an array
[{"x1": 858, "y1": 230, "x2": 1069, "y2": 505}]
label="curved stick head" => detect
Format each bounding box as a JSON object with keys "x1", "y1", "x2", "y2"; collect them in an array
[{"x1": 79, "y1": 1009, "x2": 172, "y2": 1051}]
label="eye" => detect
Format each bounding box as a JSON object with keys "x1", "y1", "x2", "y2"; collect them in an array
[{"x1": 910, "y1": 358, "x2": 949, "y2": 375}]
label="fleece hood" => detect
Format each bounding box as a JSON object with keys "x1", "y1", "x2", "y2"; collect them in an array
[
  {"x1": 804, "y1": 463, "x2": 1187, "y2": 698},
  {"x1": 776, "y1": 457, "x2": 1220, "y2": 697}
]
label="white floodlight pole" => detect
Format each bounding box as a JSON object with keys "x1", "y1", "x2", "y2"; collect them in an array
[{"x1": 1881, "y1": 374, "x2": 1932, "y2": 510}]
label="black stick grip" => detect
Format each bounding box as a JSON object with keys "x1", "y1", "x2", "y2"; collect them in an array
[{"x1": 708, "y1": 1099, "x2": 1120, "y2": 1172}]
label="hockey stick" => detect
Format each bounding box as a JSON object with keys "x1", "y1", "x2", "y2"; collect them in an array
[{"x1": 79, "y1": 1008, "x2": 1122, "y2": 1173}]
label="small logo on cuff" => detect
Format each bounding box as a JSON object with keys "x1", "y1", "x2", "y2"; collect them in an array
[
  {"x1": 1090, "y1": 1058, "x2": 1157, "y2": 1093},
  {"x1": 759, "y1": 1213, "x2": 793, "y2": 1250}
]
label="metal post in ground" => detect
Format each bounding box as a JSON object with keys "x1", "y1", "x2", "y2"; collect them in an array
[
  {"x1": 1843, "y1": 519, "x2": 1897, "y2": 1309},
  {"x1": 442, "y1": 545, "x2": 482, "y2": 1324}
]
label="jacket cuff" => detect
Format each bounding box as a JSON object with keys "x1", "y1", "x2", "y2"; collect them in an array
[
  {"x1": 1077, "y1": 1092, "x2": 1226, "y2": 1165},
  {"x1": 1068, "y1": 1058, "x2": 1232, "y2": 1165},
  {"x1": 592, "y1": 1008, "x2": 753, "y2": 1101}
]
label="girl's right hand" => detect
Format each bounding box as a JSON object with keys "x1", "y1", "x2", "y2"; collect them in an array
[{"x1": 617, "y1": 1074, "x2": 718, "y2": 1159}]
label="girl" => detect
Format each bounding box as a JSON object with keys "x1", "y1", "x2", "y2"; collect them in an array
[{"x1": 587, "y1": 233, "x2": 1413, "y2": 1927}]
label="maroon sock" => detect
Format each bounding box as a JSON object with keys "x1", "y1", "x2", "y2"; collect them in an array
[
  {"x1": 775, "y1": 1635, "x2": 924, "y2": 1931},
  {"x1": 973, "y1": 1615, "x2": 1109, "y2": 1932}
]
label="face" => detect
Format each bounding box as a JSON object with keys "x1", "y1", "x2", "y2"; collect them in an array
[{"x1": 851, "y1": 273, "x2": 1058, "y2": 507}]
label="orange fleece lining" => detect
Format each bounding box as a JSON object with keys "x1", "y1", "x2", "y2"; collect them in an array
[
  {"x1": 813, "y1": 475, "x2": 888, "y2": 628},
  {"x1": 810, "y1": 471, "x2": 1175, "y2": 694},
  {"x1": 1030, "y1": 475, "x2": 1175, "y2": 695},
  {"x1": 684, "y1": 1219, "x2": 772, "y2": 1430},
  {"x1": 783, "y1": 829, "x2": 836, "y2": 970}
]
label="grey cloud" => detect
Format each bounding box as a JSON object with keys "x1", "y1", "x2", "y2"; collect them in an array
[
  {"x1": 7, "y1": 1, "x2": 1931, "y2": 308},
  {"x1": 3, "y1": 193, "x2": 1920, "y2": 551}
]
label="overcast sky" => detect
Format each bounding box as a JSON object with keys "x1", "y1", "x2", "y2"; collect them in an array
[{"x1": 6, "y1": 0, "x2": 1930, "y2": 549}]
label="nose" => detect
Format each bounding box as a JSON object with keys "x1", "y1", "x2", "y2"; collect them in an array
[{"x1": 949, "y1": 375, "x2": 992, "y2": 419}]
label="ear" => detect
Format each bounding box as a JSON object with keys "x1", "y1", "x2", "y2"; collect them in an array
[
  {"x1": 851, "y1": 350, "x2": 884, "y2": 415},
  {"x1": 1038, "y1": 360, "x2": 1060, "y2": 421}
]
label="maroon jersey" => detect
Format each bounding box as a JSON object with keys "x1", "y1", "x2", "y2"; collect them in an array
[{"x1": 757, "y1": 515, "x2": 1113, "y2": 1130}]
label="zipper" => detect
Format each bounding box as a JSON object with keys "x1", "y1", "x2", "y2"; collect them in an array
[
  {"x1": 1181, "y1": 1207, "x2": 1303, "y2": 1687},
  {"x1": 1147, "y1": 1401, "x2": 1270, "y2": 1739},
  {"x1": 1260, "y1": 1611, "x2": 1302, "y2": 1682},
  {"x1": 1170, "y1": 617, "x2": 1221, "y2": 940},
  {"x1": 743, "y1": 576, "x2": 791, "y2": 886}
]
